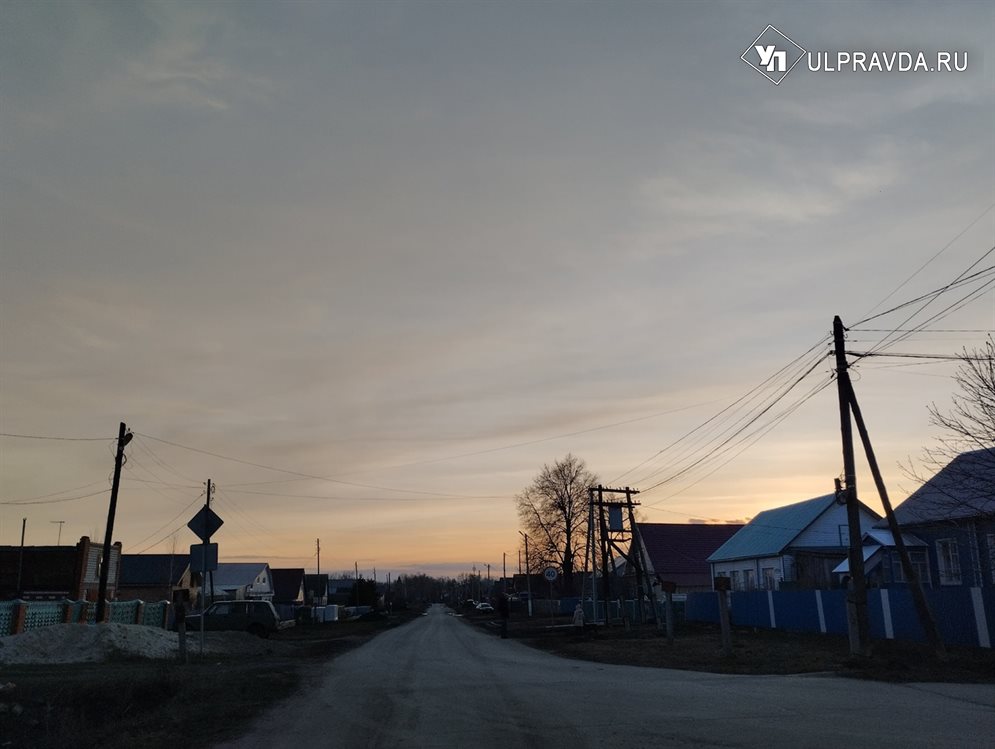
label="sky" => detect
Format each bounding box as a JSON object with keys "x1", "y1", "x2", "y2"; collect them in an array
[{"x1": 2, "y1": 0, "x2": 993, "y2": 581}]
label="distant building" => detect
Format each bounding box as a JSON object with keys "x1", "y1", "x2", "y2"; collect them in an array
[
  {"x1": 631, "y1": 522, "x2": 745, "y2": 593},
  {"x1": 271, "y1": 568, "x2": 305, "y2": 605},
  {"x1": 177, "y1": 561, "x2": 274, "y2": 607},
  {"x1": 118, "y1": 553, "x2": 190, "y2": 602},
  {"x1": 0, "y1": 536, "x2": 121, "y2": 601}
]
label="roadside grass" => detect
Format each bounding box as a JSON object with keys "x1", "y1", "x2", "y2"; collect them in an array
[
  {"x1": 471, "y1": 613, "x2": 995, "y2": 683},
  {"x1": 0, "y1": 609, "x2": 421, "y2": 749}
]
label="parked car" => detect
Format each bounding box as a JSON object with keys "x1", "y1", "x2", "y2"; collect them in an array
[
  {"x1": 184, "y1": 600, "x2": 295, "y2": 638},
  {"x1": 475, "y1": 602, "x2": 495, "y2": 613}
]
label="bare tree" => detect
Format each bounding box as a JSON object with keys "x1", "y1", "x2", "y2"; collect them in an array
[
  {"x1": 927, "y1": 338, "x2": 995, "y2": 452},
  {"x1": 516, "y1": 454, "x2": 598, "y2": 592},
  {"x1": 908, "y1": 338, "x2": 995, "y2": 517}
]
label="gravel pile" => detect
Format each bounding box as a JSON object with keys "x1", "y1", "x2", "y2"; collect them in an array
[{"x1": 0, "y1": 623, "x2": 283, "y2": 664}]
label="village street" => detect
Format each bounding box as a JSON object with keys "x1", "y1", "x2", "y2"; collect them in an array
[{"x1": 217, "y1": 604, "x2": 993, "y2": 748}]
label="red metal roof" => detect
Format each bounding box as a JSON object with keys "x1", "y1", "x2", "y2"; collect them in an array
[{"x1": 636, "y1": 522, "x2": 745, "y2": 587}]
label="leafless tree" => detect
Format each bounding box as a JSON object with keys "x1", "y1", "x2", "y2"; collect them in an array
[
  {"x1": 927, "y1": 338, "x2": 995, "y2": 453},
  {"x1": 908, "y1": 338, "x2": 995, "y2": 518},
  {"x1": 516, "y1": 454, "x2": 598, "y2": 591}
]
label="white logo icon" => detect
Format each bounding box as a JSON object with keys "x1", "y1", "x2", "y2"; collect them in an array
[
  {"x1": 742, "y1": 25, "x2": 807, "y2": 85},
  {"x1": 755, "y1": 45, "x2": 786, "y2": 73}
]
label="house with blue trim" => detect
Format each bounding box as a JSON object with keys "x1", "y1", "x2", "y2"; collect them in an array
[
  {"x1": 884, "y1": 448, "x2": 995, "y2": 589},
  {"x1": 707, "y1": 494, "x2": 880, "y2": 591}
]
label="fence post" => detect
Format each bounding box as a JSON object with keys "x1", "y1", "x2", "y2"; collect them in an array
[
  {"x1": 13, "y1": 600, "x2": 27, "y2": 635},
  {"x1": 135, "y1": 601, "x2": 145, "y2": 625}
]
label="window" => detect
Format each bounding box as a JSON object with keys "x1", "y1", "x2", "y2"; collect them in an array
[
  {"x1": 762, "y1": 567, "x2": 776, "y2": 591},
  {"x1": 936, "y1": 539, "x2": 961, "y2": 585},
  {"x1": 888, "y1": 550, "x2": 930, "y2": 584},
  {"x1": 743, "y1": 569, "x2": 756, "y2": 591},
  {"x1": 987, "y1": 534, "x2": 995, "y2": 585},
  {"x1": 729, "y1": 570, "x2": 741, "y2": 591}
]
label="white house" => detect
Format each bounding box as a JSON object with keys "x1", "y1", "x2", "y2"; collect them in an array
[
  {"x1": 707, "y1": 494, "x2": 880, "y2": 590},
  {"x1": 178, "y1": 561, "x2": 274, "y2": 607}
]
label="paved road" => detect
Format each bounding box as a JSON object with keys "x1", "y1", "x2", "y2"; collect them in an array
[{"x1": 219, "y1": 604, "x2": 994, "y2": 748}]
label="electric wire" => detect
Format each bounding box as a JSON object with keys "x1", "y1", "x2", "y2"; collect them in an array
[{"x1": 134, "y1": 431, "x2": 505, "y2": 499}]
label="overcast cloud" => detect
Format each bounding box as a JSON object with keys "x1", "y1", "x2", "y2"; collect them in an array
[{"x1": 2, "y1": 1, "x2": 992, "y2": 578}]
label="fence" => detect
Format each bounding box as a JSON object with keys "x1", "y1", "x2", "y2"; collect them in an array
[
  {"x1": 684, "y1": 587, "x2": 993, "y2": 648},
  {"x1": 0, "y1": 599, "x2": 172, "y2": 637}
]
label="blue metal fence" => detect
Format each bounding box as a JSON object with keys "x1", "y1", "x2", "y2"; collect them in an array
[{"x1": 684, "y1": 587, "x2": 993, "y2": 648}]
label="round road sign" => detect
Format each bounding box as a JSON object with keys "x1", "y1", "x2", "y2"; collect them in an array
[{"x1": 542, "y1": 567, "x2": 558, "y2": 583}]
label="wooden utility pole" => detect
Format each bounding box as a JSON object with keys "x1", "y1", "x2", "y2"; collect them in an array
[
  {"x1": 16, "y1": 518, "x2": 26, "y2": 598},
  {"x1": 96, "y1": 422, "x2": 131, "y2": 623},
  {"x1": 51, "y1": 520, "x2": 65, "y2": 545},
  {"x1": 519, "y1": 531, "x2": 533, "y2": 617},
  {"x1": 316, "y1": 538, "x2": 321, "y2": 575},
  {"x1": 844, "y1": 379, "x2": 946, "y2": 658},
  {"x1": 833, "y1": 317, "x2": 870, "y2": 657}
]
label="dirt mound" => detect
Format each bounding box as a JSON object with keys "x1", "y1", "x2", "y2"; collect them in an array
[{"x1": 0, "y1": 624, "x2": 284, "y2": 664}]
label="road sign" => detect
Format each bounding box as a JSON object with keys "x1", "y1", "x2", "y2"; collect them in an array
[
  {"x1": 190, "y1": 543, "x2": 219, "y2": 572},
  {"x1": 187, "y1": 505, "x2": 223, "y2": 541},
  {"x1": 542, "y1": 567, "x2": 558, "y2": 583}
]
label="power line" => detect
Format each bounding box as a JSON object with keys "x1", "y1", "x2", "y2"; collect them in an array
[
  {"x1": 1, "y1": 489, "x2": 111, "y2": 506},
  {"x1": 858, "y1": 201, "x2": 995, "y2": 321},
  {"x1": 134, "y1": 431, "x2": 505, "y2": 499},
  {"x1": 0, "y1": 432, "x2": 112, "y2": 441},
  {"x1": 611, "y1": 336, "x2": 832, "y2": 485}
]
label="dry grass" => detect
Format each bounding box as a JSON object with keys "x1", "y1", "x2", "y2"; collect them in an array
[
  {"x1": 483, "y1": 615, "x2": 995, "y2": 683},
  {"x1": 0, "y1": 609, "x2": 421, "y2": 749}
]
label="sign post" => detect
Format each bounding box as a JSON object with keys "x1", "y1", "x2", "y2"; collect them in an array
[
  {"x1": 188, "y1": 503, "x2": 223, "y2": 657},
  {"x1": 543, "y1": 567, "x2": 558, "y2": 625}
]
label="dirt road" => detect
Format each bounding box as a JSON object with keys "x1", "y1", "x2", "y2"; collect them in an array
[{"x1": 217, "y1": 604, "x2": 994, "y2": 748}]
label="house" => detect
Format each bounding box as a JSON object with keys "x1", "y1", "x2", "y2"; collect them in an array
[
  {"x1": 118, "y1": 553, "x2": 189, "y2": 602},
  {"x1": 884, "y1": 448, "x2": 995, "y2": 588},
  {"x1": 631, "y1": 523, "x2": 745, "y2": 593},
  {"x1": 707, "y1": 494, "x2": 880, "y2": 590},
  {"x1": 178, "y1": 562, "x2": 274, "y2": 607},
  {"x1": 271, "y1": 568, "x2": 305, "y2": 605},
  {"x1": 304, "y1": 573, "x2": 329, "y2": 605},
  {"x1": 327, "y1": 578, "x2": 357, "y2": 606},
  {"x1": 0, "y1": 536, "x2": 121, "y2": 601},
  {"x1": 831, "y1": 529, "x2": 930, "y2": 588}
]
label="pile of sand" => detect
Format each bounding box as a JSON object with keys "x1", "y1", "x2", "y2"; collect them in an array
[{"x1": 0, "y1": 623, "x2": 281, "y2": 664}]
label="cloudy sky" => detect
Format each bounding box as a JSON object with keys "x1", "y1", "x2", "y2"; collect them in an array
[{"x1": 2, "y1": 1, "x2": 993, "y2": 579}]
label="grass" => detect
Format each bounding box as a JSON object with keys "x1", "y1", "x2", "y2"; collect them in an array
[
  {"x1": 470, "y1": 612, "x2": 995, "y2": 683},
  {"x1": 0, "y1": 609, "x2": 422, "y2": 749}
]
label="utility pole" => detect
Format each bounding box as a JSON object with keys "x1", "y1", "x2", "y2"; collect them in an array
[
  {"x1": 316, "y1": 538, "x2": 321, "y2": 575},
  {"x1": 51, "y1": 520, "x2": 66, "y2": 545},
  {"x1": 16, "y1": 518, "x2": 26, "y2": 598},
  {"x1": 503, "y1": 552, "x2": 507, "y2": 592},
  {"x1": 519, "y1": 531, "x2": 533, "y2": 617},
  {"x1": 844, "y1": 378, "x2": 946, "y2": 658},
  {"x1": 833, "y1": 317, "x2": 870, "y2": 657},
  {"x1": 96, "y1": 422, "x2": 132, "y2": 623},
  {"x1": 205, "y1": 479, "x2": 215, "y2": 606}
]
